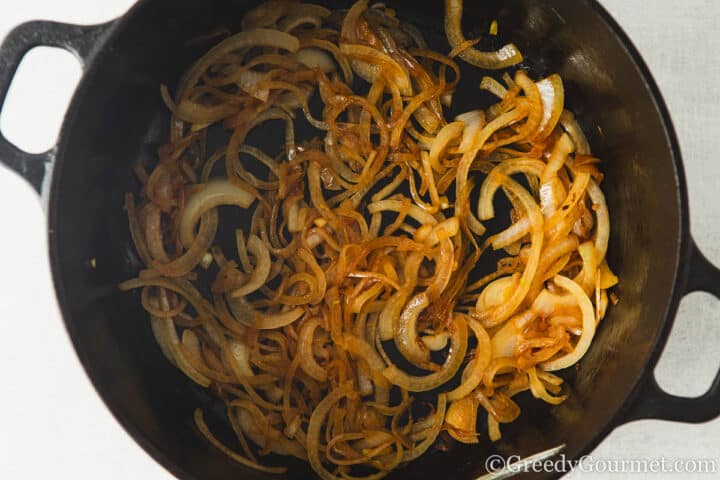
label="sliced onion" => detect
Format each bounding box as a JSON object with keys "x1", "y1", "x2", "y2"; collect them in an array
[
  {"x1": 587, "y1": 179, "x2": 610, "y2": 261},
  {"x1": 480, "y1": 76, "x2": 508, "y2": 99},
  {"x1": 425, "y1": 238, "x2": 455, "y2": 301},
  {"x1": 152, "y1": 317, "x2": 211, "y2": 387},
  {"x1": 229, "y1": 340, "x2": 255, "y2": 378},
  {"x1": 456, "y1": 108, "x2": 527, "y2": 196},
  {"x1": 241, "y1": 1, "x2": 294, "y2": 30},
  {"x1": 491, "y1": 315, "x2": 521, "y2": 359},
  {"x1": 476, "y1": 175, "x2": 544, "y2": 327},
  {"x1": 179, "y1": 29, "x2": 300, "y2": 97},
  {"x1": 541, "y1": 133, "x2": 575, "y2": 183},
  {"x1": 236, "y1": 70, "x2": 270, "y2": 101},
  {"x1": 536, "y1": 74, "x2": 564, "y2": 140},
  {"x1": 447, "y1": 317, "x2": 491, "y2": 401},
  {"x1": 194, "y1": 408, "x2": 286, "y2": 474},
  {"x1": 307, "y1": 384, "x2": 356, "y2": 480},
  {"x1": 180, "y1": 179, "x2": 255, "y2": 248},
  {"x1": 161, "y1": 86, "x2": 239, "y2": 124},
  {"x1": 560, "y1": 110, "x2": 591, "y2": 155},
  {"x1": 230, "y1": 234, "x2": 271, "y2": 297},
  {"x1": 300, "y1": 38, "x2": 353, "y2": 83},
  {"x1": 476, "y1": 276, "x2": 514, "y2": 312},
  {"x1": 528, "y1": 366, "x2": 567, "y2": 404},
  {"x1": 455, "y1": 110, "x2": 485, "y2": 153},
  {"x1": 394, "y1": 292, "x2": 432, "y2": 368},
  {"x1": 445, "y1": 395, "x2": 480, "y2": 444},
  {"x1": 421, "y1": 332, "x2": 451, "y2": 351},
  {"x1": 428, "y1": 121, "x2": 464, "y2": 172},
  {"x1": 339, "y1": 44, "x2": 413, "y2": 96},
  {"x1": 228, "y1": 298, "x2": 304, "y2": 330},
  {"x1": 545, "y1": 172, "x2": 590, "y2": 236},
  {"x1": 487, "y1": 217, "x2": 530, "y2": 251},
  {"x1": 292, "y1": 47, "x2": 337, "y2": 72},
  {"x1": 152, "y1": 209, "x2": 219, "y2": 278},
  {"x1": 574, "y1": 241, "x2": 599, "y2": 295},
  {"x1": 599, "y1": 261, "x2": 618, "y2": 289},
  {"x1": 382, "y1": 313, "x2": 468, "y2": 392},
  {"x1": 368, "y1": 198, "x2": 438, "y2": 226},
  {"x1": 531, "y1": 289, "x2": 577, "y2": 317},
  {"x1": 541, "y1": 275, "x2": 596, "y2": 371},
  {"x1": 298, "y1": 317, "x2": 328, "y2": 382},
  {"x1": 378, "y1": 291, "x2": 407, "y2": 341},
  {"x1": 402, "y1": 394, "x2": 447, "y2": 462},
  {"x1": 444, "y1": 0, "x2": 523, "y2": 69}
]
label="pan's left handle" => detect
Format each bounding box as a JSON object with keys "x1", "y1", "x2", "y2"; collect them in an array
[{"x1": 0, "y1": 20, "x2": 113, "y2": 193}]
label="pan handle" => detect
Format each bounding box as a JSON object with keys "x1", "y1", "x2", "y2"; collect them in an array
[
  {"x1": 623, "y1": 238, "x2": 720, "y2": 423},
  {"x1": 0, "y1": 20, "x2": 112, "y2": 193}
]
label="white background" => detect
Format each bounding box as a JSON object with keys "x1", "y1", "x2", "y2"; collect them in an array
[{"x1": 0, "y1": 1, "x2": 718, "y2": 479}]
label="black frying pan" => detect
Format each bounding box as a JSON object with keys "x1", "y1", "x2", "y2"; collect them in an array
[{"x1": 1, "y1": 1, "x2": 719, "y2": 479}]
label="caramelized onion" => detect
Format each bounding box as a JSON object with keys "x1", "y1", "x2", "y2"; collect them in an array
[
  {"x1": 444, "y1": 0, "x2": 523, "y2": 69},
  {"x1": 180, "y1": 179, "x2": 254, "y2": 247},
  {"x1": 123, "y1": 2, "x2": 617, "y2": 476}
]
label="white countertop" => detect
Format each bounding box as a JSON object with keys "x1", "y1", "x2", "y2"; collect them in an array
[{"x1": 0, "y1": 1, "x2": 718, "y2": 479}]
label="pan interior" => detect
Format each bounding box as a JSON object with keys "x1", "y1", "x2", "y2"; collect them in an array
[{"x1": 49, "y1": 1, "x2": 682, "y2": 479}]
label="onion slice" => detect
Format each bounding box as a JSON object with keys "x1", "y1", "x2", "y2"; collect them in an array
[
  {"x1": 444, "y1": 0, "x2": 523, "y2": 69},
  {"x1": 230, "y1": 234, "x2": 271, "y2": 297},
  {"x1": 447, "y1": 318, "x2": 491, "y2": 401},
  {"x1": 382, "y1": 313, "x2": 468, "y2": 392},
  {"x1": 180, "y1": 179, "x2": 254, "y2": 248},
  {"x1": 541, "y1": 275, "x2": 596, "y2": 371}
]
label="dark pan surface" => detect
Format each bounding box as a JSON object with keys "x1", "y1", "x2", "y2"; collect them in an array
[{"x1": 48, "y1": 1, "x2": 686, "y2": 478}]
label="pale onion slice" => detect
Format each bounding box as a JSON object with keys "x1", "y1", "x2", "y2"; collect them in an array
[
  {"x1": 236, "y1": 70, "x2": 270, "y2": 101},
  {"x1": 487, "y1": 217, "x2": 530, "y2": 250},
  {"x1": 180, "y1": 179, "x2": 254, "y2": 248},
  {"x1": 151, "y1": 317, "x2": 211, "y2": 387},
  {"x1": 475, "y1": 175, "x2": 544, "y2": 327},
  {"x1": 446, "y1": 395, "x2": 480, "y2": 444},
  {"x1": 455, "y1": 110, "x2": 485, "y2": 153},
  {"x1": 230, "y1": 234, "x2": 271, "y2": 297},
  {"x1": 491, "y1": 316, "x2": 519, "y2": 359},
  {"x1": 428, "y1": 121, "x2": 464, "y2": 172},
  {"x1": 476, "y1": 276, "x2": 515, "y2": 312},
  {"x1": 560, "y1": 109, "x2": 591, "y2": 155},
  {"x1": 535, "y1": 74, "x2": 564, "y2": 140},
  {"x1": 447, "y1": 317, "x2": 491, "y2": 401},
  {"x1": 292, "y1": 47, "x2": 336, "y2": 72},
  {"x1": 444, "y1": 0, "x2": 523, "y2": 69},
  {"x1": 528, "y1": 366, "x2": 567, "y2": 404},
  {"x1": 587, "y1": 179, "x2": 610, "y2": 261},
  {"x1": 541, "y1": 275, "x2": 596, "y2": 371},
  {"x1": 421, "y1": 332, "x2": 451, "y2": 351},
  {"x1": 229, "y1": 340, "x2": 255, "y2": 378},
  {"x1": 574, "y1": 241, "x2": 599, "y2": 295}
]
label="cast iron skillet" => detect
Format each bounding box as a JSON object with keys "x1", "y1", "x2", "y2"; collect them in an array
[{"x1": 1, "y1": 1, "x2": 720, "y2": 479}]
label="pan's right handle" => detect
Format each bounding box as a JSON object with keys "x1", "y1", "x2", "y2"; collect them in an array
[
  {"x1": 623, "y1": 238, "x2": 720, "y2": 423},
  {"x1": 0, "y1": 20, "x2": 112, "y2": 193}
]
